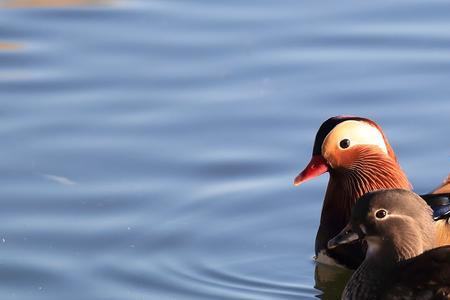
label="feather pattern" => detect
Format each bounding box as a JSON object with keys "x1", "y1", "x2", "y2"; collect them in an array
[
  {"x1": 340, "y1": 190, "x2": 450, "y2": 300},
  {"x1": 316, "y1": 146, "x2": 411, "y2": 267}
]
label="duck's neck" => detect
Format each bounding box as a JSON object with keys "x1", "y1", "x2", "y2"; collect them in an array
[
  {"x1": 342, "y1": 251, "x2": 396, "y2": 300},
  {"x1": 343, "y1": 241, "x2": 423, "y2": 300},
  {"x1": 316, "y1": 149, "x2": 411, "y2": 260}
]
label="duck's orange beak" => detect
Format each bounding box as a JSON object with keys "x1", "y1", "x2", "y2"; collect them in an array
[{"x1": 294, "y1": 155, "x2": 329, "y2": 186}]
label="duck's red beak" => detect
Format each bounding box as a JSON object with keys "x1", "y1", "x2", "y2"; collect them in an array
[{"x1": 294, "y1": 155, "x2": 329, "y2": 186}]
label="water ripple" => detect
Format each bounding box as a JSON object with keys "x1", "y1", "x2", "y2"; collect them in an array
[{"x1": 0, "y1": 1, "x2": 449, "y2": 299}]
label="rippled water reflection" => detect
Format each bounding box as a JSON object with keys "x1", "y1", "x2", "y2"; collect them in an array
[
  {"x1": 1, "y1": 1, "x2": 449, "y2": 299},
  {"x1": 1, "y1": 0, "x2": 112, "y2": 8}
]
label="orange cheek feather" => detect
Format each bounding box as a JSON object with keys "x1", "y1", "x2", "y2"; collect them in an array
[{"x1": 326, "y1": 146, "x2": 378, "y2": 170}]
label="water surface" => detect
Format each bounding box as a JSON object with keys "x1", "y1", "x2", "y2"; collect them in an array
[{"x1": 0, "y1": 1, "x2": 449, "y2": 299}]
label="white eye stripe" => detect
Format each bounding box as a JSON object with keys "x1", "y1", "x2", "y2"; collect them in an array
[
  {"x1": 374, "y1": 212, "x2": 415, "y2": 222},
  {"x1": 382, "y1": 213, "x2": 413, "y2": 220},
  {"x1": 322, "y1": 120, "x2": 388, "y2": 155}
]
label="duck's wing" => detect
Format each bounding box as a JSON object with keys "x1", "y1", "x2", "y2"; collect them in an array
[
  {"x1": 420, "y1": 193, "x2": 450, "y2": 221},
  {"x1": 383, "y1": 246, "x2": 450, "y2": 300}
]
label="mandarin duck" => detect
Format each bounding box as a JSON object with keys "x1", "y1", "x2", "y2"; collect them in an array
[
  {"x1": 294, "y1": 116, "x2": 450, "y2": 269},
  {"x1": 328, "y1": 189, "x2": 450, "y2": 300}
]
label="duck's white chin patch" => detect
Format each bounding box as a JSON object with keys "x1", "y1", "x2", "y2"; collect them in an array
[
  {"x1": 365, "y1": 237, "x2": 382, "y2": 258},
  {"x1": 315, "y1": 250, "x2": 347, "y2": 269}
]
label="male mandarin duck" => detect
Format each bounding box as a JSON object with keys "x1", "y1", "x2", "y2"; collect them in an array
[
  {"x1": 294, "y1": 116, "x2": 450, "y2": 269},
  {"x1": 328, "y1": 189, "x2": 450, "y2": 300}
]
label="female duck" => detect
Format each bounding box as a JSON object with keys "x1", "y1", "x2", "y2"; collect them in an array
[{"x1": 328, "y1": 189, "x2": 450, "y2": 300}]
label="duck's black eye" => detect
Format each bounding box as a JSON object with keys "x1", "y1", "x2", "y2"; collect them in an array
[
  {"x1": 339, "y1": 139, "x2": 351, "y2": 149},
  {"x1": 375, "y1": 209, "x2": 387, "y2": 219}
]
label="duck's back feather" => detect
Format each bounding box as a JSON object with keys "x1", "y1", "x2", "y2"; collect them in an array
[
  {"x1": 382, "y1": 246, "x2": 450, "y2": 300},
  {"x1": 421, "y1": 193, "x2": 450, "y2": 247}
]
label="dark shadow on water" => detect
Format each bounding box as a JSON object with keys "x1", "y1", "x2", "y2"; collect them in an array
[{"x1": 314, "y1": 263, "x2": 353, "y2": 300}]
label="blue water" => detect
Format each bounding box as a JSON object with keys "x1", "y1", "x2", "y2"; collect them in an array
[{"x1": 1, "y1": 1, "x2": 449, "y2": 299}]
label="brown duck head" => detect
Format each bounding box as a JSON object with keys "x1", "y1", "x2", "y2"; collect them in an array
[{"x1": 328, "y1": 189, "x2": 436, "y2": 262}]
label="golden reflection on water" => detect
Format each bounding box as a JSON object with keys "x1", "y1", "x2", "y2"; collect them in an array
[
  {"x1": 0, "y1": 42, "x2": 21, "y2": 50},
  {"x1": 314, "y1": 263, "x2": 352, "y2": 300},
  {"x1": 1, "y1": 0, "x2": 113, "y2": 8}
]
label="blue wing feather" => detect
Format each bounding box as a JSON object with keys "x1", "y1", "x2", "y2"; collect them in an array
[
  {"x1": 420, "y1": 193, "x2": 450, "y2": 221},
  {"x1": 431, "y1": 204, "x2": 450, "y2": 221}
]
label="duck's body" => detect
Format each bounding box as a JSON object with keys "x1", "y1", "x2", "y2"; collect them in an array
[
  {"x1": 328, "y1": 189, "x2": 450, "y2": 300},
  {"x1": 295, "y1": 116, "x2": 450, "y2": 268},
  {"x1": 343, "y1": 247, "x2": 450, "y2": 300},
  {"x1": 383, "y1": 246, "x2": 450, "y2": 300}
]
